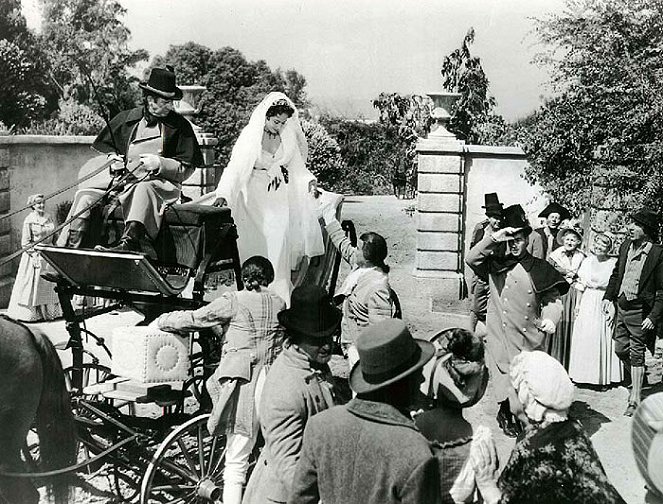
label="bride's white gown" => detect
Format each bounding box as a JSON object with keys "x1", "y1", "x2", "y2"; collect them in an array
[
  {"x1": 232, "y1": 145, "x2": 292, "y2": 301},
  {"x1": 213, "y1": 93, "x2": 324, "y2": 304}
]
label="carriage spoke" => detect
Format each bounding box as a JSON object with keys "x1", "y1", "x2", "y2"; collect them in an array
[
  {"x1": 205, "y1": 435, "x2": 219, "y2": 476},
  {"x1": 197, "y1": 425, "x2": 205, "y2": 474},
  {"x1": 151, "y1": 484, "x2": 196, "y2": 492},
  {"x1": 159, "y1": 458, "x2": 198, "y2": 483},
  {"x1": 209, "y1": 446, "x2": 227, "y2": 477},
  {"x1": 176, "y1": 438, "x2": 200, "y2": 477}
]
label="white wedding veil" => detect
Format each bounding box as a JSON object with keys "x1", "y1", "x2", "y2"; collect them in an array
[
  {"x1": 215, "y1": 92, "x2": 305, "y2": 207},
  {"x1": 214, "y1": 91, "x2": 324, "y2": 266}
]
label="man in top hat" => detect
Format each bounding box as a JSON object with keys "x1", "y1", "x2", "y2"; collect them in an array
[
  {"x1": 466, "y1": 204, "x2": 568, "y2": 437},
  {"x1": 289, "y1": 319, "x2": 440, "y2": 504},
  {"x1": 468, "y1": 193, "x2": 505, "y2": 331},
  {"x1": 528, "y1": 202, "x2": 572, "y2": 260},
  {"x1": 59, "y1": 66, "x2": 203, "y2": 252},
  {"x1": 243, "y1": 285, "x2": 341, "y2": 504},
  {"x1": 603, "y1": 208, "x2": 663, "y2": 416}
]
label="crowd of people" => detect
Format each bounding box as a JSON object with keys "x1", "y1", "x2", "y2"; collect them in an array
[
  {"x1": 6, "y1": 65, "x2": 663, "y2": 502},
  {"x1": 468, "y1": 195, "x2": 662, "y2": 419}
]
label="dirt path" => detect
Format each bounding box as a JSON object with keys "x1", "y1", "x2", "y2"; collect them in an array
[{"x1": 28, "y1": 194, "x2": 647, "y2": 503}]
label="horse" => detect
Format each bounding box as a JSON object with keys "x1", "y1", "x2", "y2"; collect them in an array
[{"x1": 0, "y1": 315, "x2": 76, "y2": 504}]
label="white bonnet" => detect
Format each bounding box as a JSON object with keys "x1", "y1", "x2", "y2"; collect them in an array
[{"x1": 510, "y1": 350, "x2": 575, "y2": 423}]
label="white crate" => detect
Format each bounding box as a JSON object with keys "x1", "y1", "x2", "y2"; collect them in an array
[{"x1": 111, "y1": 326, "x2": 190, "y2": 383}]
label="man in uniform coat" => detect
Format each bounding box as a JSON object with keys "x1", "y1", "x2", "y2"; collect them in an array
[
  {"x1": 603, "y1": 209, "x2": 663, "y2": 416},
  {"x1": 60, "y1": 66, "x2": 203, "y2": 252},
  {"x1": 468, "y1": 193, "x2": 504, "y2": 331},
  {"x1": 289, "y1": 319, "x2": 440, "y2": 504},
  {"x1": 528, "y1": 202, "x2": 572, "y2": 260},
  {"x1": 466, "y1": 204, "x2": 568, "y2": 437}
]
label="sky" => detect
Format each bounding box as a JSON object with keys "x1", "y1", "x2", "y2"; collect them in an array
[{"x1": 21, "y1": 0, "x2": 567, "y2": 120}]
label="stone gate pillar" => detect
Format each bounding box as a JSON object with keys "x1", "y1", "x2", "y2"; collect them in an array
[{"x1": 414, "y1": 92, "x2": 465, "y2": 306}]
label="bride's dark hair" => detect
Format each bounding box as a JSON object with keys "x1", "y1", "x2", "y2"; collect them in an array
[{"x1": 266, "y1": 100, "x2": 295, "y2": 119}]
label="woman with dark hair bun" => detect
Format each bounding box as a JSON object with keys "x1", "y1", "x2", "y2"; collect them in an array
[
  {"x1": 153, "y1": 255, "x2": 285, "y2": 504},
  {"x1": 211, "y1": 92, "x2": 324, "y2": 305},
  {"x1": 318, "y1": 199, "x2": 394, "y2": 368}
]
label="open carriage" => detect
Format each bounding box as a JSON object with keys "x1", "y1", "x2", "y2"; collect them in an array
[{"x1": 10, "y1": 193, "x2": 349, "y2": 503}]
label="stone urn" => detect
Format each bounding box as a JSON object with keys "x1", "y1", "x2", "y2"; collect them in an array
[
  {"x1": 426, "y1": 91, "x2": 461, "y2": 139},
  {"x1": 175, "y1": 85, "x2": 207, "y2": 134},
  {"x1": 174, "y1": 85, "x2": 217, "y2": 167}
]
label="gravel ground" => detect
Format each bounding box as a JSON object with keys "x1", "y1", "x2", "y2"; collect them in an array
[{"x1": 25, "y1": 194, "x2": 649, "y2": 503}]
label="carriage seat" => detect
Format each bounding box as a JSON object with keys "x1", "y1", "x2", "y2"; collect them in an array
[
  {"x1": 107, "y1": 202, "x2": 233, "y2": 228},
  {"x1": 103, "y1": 203, "x2": 236, "y2": 272}
]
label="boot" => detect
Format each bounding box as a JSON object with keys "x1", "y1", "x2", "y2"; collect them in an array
[
  {"x1": 95, "y1": 221, "x2": 145, "y2": 253},
  {"x1": 66, "y1": 219, "x2": 89, "y2": 249},
  {"x1": 222, "y1": 482, "x2": 243, "y2": 504},
  {"x1": 625, "y1": 366, "x2": 644, "y2": 417},
  {"x1": 496, "y1": 400, "x2": 518, "y2": 438}
]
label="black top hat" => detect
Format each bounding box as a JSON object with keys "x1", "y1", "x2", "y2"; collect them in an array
[
  {"x1": 278, "y1": 285, "x2": 341, "y2": 339},
  {"x1": 482, "y1": 193, "x2": 503, "y2": 217},
  {"x1": 139, "y1": 66, "x2": 183, "y2": 101},
  {"x1": 538, "y1": 202, "x2": 571, "y2": 221},
  {"x1": 349, "y1": 319, "x2": 434, "y2": 394},
  {"x1": 630, "y1": 208, "x2": 659, "y2": 238},
  {"x1": 502, "y1": 204, "x2": 532, "y2": 235}
]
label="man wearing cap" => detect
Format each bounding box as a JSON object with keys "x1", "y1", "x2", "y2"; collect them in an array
[
  {"x1": 466, "y1": 204, "x2": 568, "y2": 437},
  {"x1": 243, "y1": 285, "x2": 341, "y2": 504},
  {"x1": 468, "y1": 193, "x2": 505, "y2": 331},
  {"x1": 59, "y1": 66, "x2": 203, "y2": 252},
  {"x1": 603, "y1": 208, "x2": 663, "y2": 416},
  {"x1": 528, "y1": 202, "x2": 572, "y2": 260},
  {"x1": 289, "y1": 319, "x2": 440, "y2": 504}
]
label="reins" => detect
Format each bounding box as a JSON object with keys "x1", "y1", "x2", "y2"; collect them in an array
[{"x1": 0, "y1": 162, "x2": 148, "y2": 268}]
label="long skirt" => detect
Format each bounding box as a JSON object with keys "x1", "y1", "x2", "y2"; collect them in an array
[
  {"x1": 548, "y1": 287, "x2": 578, "y2": 369},
  {"x1": 233, "y1": 170, "x2": 291, "y2": 304},
  {"x1": 568, "y1": 287, "x2": 623, "y2": 385},
  {"x1": 7, "y1": 253, "x2": 61, "y2": 322}
]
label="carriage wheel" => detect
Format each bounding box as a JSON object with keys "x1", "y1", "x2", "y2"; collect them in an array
[{"x1": 141, "y1": 414, "x2": 226, "y2": 504}]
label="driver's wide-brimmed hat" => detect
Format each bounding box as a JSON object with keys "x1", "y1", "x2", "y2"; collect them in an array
[{"x1": 139, "y1": 66, "x2": 183, "y2": 101}]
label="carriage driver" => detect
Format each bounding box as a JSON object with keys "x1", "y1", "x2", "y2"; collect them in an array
[{"x1": 59, "y1": 66, "x2": 203, "y2": 253}]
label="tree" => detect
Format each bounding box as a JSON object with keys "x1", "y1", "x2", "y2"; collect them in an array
[
  {"x1": 301, "y1": 119, "x2": 346, "y2": 192},
  {"x1": 522, "y1": 0, "x2": 663, "y2": 216},
  {"x1": 152, "y1": 42, "x2": 213, "y2": 86},
  {"x1": 440, "y1": 27, "x2": 502, "y2": 144},
  {"x1": 39, "y1": 0, "x2": 148, "y2": 118},
  {"x1": 0, "y1": 0, "x2": 56, "y2": 127},
  {"x1": 372, "y1": 92, "x2": 432, "y2": 193},
  {"x1": 151, "y1": 43, "x2": 310, "y2": 167}
]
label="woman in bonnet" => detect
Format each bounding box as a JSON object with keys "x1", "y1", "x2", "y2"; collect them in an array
[
  {"x1": 7, "y1": 194, "x2": 62, "y2": 321},
  {"x1": 471, "y1": 350, "x2": 625, "y2": 504},
  {"x1": 213, "y1": 92, "x2": 324, "y2": 303},
  {"x1": 415, "y1": 328, "x2": 492, "y2": 503}
]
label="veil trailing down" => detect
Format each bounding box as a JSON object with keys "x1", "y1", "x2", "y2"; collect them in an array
[{"x1": 213, "y1": 92, "x2": 325, "y2": 303}]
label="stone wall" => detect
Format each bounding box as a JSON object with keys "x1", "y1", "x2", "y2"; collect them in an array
[
  {"x1": 415, "y1": 142, "x2": 547, "y2": 308},
  {"x1": 0, "y1": 135, "x2": 218, "y2": 307}
]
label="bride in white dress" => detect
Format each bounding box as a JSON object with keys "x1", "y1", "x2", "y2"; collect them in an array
[{"x1": 213, "y1": 92, "x2": 324, "y2": 303}]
